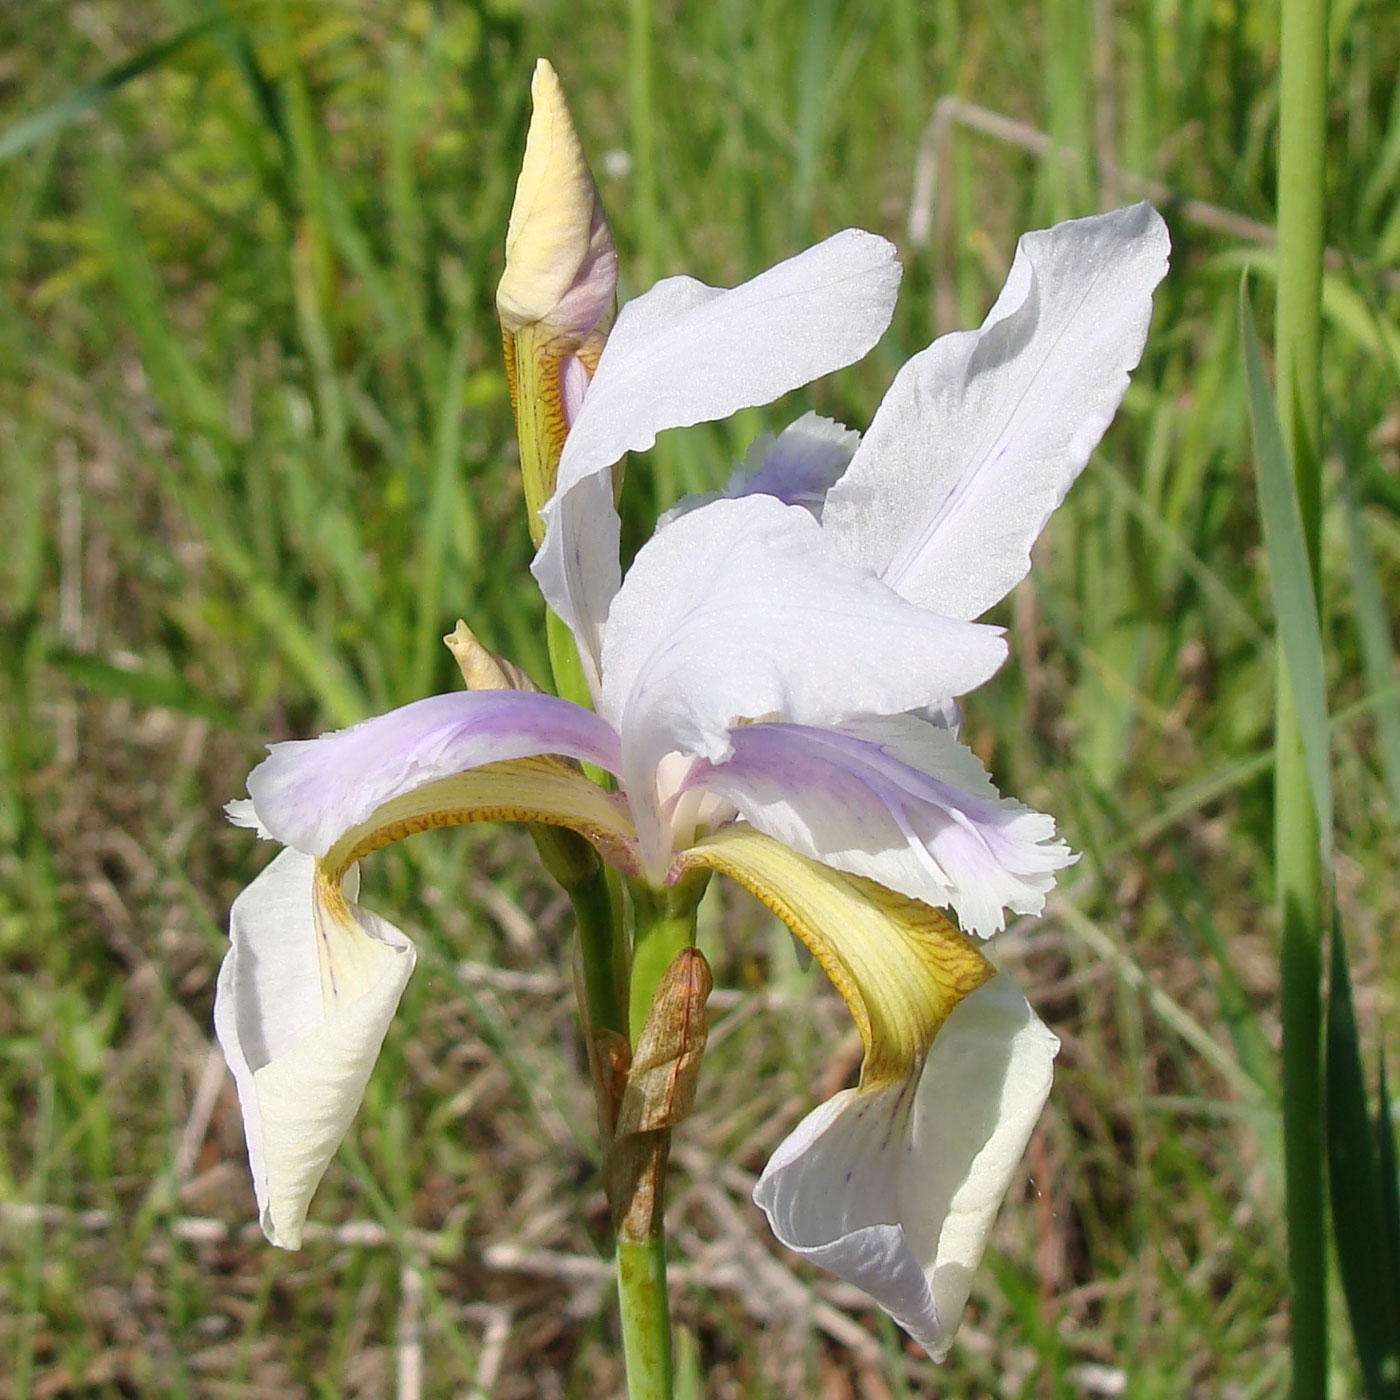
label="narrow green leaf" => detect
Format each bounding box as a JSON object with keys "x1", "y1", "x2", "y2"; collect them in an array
[
  {"x1": 48, "y1": 650, "x2": 239, "y2": 727},
  {"x1": 0, "y1": 17, "x2": 225, "y2": 164},
  {"x1": 1220, "y1": 249, "x2": 1400, "y2": 383},
  {"x1": 1339, "y1": 438, "x2": 1400, "y2": 821},
  {"x1": 410, "y1": 328, "x2": 470, "y2": 700},
  {"x1": 190, "y1": 0, "x2": 286, "y2": 149},
  {"x1": 1377, "y1": 1053, "x2": 1400, "y2": 1351},
  {"x1": 1239, "y1": 280, "x2": 1333, "y2": 858},
  {"x1": 1326, "y1": 921, "x2": 1400, "y2": 1400}
]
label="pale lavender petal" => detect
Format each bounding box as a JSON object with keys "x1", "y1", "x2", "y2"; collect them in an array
[
  {"x1": 822, "y1": 203, "x2": 1170, "y2": 620},
  {"x1": 656, "y1": 413, "x2": 861, "y2": 533},
  {"x1": 533, "y1": 229, "x2": 902, "y2": 675},
  {"x1": 560, "y1": 353, "x2": 589, "y2": 426},
  {"x1": 598, "y1": 496, "x2": 1007, "y2": 874},
  {"x1": 728, "y1": 412, "x2": 861, "y2": 513},
  {"x1": 240, "y1": 690, "x2": 622, "y2": 857},
  {"x1": 754, "y1": 974, "x2": 1058, "y2": 1361},
  {"x1": 686, "y1": 712, "x2": 1073, "y2": 935}
]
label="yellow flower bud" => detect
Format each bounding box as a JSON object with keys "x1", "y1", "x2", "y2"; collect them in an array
[
  {"x1": 497, "y1": 60, "x2": 619, "y2": 542},
  {"x1": 496, "y1": 59, "x2": 617, "y2": 341}
]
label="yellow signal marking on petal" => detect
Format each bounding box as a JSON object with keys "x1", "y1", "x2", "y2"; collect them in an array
[
  {"x1": 322, "y1": 757, "x2": 639, "y2": 883},
  {"x1": 310, "y1": 864, "x2": 397, "y2": 1011},
  {"x1": 678, "y1": 826, "x2": 993, "y2": 1086}
]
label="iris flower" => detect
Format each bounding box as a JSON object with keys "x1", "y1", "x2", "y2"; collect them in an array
[{"x1": 216, "y1": 200, "x2": 1167, "y2": 1359}]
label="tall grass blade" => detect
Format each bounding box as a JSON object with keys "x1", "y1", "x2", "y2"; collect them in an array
[
  {"x1": 1338, "y1": 439, "x2": 1400, "y2": 821},
  {"x1": 190, "y1": 0, "x2": 286, "y2": 148},
  {"x1": 411, "y1": 329, "x2": 471, "y2": 699},
  {"x1": 48, "y1": 649, "x2": 238, "y2": 727},
  {"x1": 1271, "y1": 0, "x2": 1331, "y2": 1390},
  {"x1": 0, "y1": 17, "x2": 225, "y2": 164},
  {"x1": 1377, "y1": 1055, "x2": 1400, "y2": 1333},
  {"x1": 1325, "y1": 921, "x2": 1400, "y2": 1400},
  {"x1": 1240, "y1": 282, "x2": 1332, "y2": 856}
]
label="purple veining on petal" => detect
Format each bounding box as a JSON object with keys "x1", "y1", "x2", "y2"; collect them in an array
[
  {"x1": 684, "y1": 719, "x2": 1072, "y2": 934},
  {"x1": 243, "y1": 690, "x2": 623, "y2": 856},
  {"x1": 731, "y1": 413, "x2": 861, "y2": 516}
]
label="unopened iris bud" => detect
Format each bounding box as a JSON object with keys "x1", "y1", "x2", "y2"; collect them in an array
[
  {"x1": 498, "y1": 58, "x2": 618, "y2": 542},
  {"x1": 442, "y1": 619, "x2": 603, "y2": 892},
  {"x1": 444, "y1": 619, "x2": 542, "y2": 693}
]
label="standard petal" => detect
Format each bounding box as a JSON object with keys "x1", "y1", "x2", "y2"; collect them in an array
[
  {"x1": 240, "y1": 690, "x2": 623, "y2": 857},
  {"x1": 533, "y1": 229, "x2": 902, "y2": 673},
  {"x1": 687, "y1": 714, "x2": 1075, "y2": 936},
  {"x1": 655, "y1": 413, "x2": 860, "y2": 530},
  {"x1": 753, "y1": 974, "x2": 1058, "y2": 1361},
  {"x1": 600, "y1": 496, "x2": 1007, "y2": 872},
  {"x1": 724, "y1": 411, "x2": 861, "y2": 514},
  {"x1": 214, "y1": 848, "x2": 417, "y2": 1248},
  {"x1": 821, "y1": 203, "x2": 1170, "y2": 619}
]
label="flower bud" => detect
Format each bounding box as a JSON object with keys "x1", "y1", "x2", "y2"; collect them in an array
[
  {"x1": 444, "y1": 619, "x2": 542, "y2": 693},
  {"x1": 497, "y1": 60, "x2": 618, "y2": 341},
  {"x1": 498, "y1": 60, "x2": 618, "y2": 542}
]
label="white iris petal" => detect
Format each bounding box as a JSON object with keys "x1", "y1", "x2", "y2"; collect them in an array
[{"x1": 754, "y1": 973, "x2": 1058, "y2": 1360}]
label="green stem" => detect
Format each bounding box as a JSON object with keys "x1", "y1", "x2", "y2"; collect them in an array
[
  {"x1": 1274, "y1": 0, "x2": 1329, "y2": 1393},
  {"x1": 609, "y1": 876, "x2": 708, "y2": 1400},
  {"x1": 546, "y1": 608, "x2": 592, "y2": 712},
  {"x1": 568, "y1": 861, "x2": 627, "y2": 1039},
  {"x1": 626, "y1": 874, "x2": 708, "y2": 1045},
  {"x1": 618, "y1": 1235, "x2": 673, "y2": 1400}
]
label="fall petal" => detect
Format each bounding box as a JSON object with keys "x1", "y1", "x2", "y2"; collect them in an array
[
  {"x1": 678, "y1": 825, "x2": 992, "y2": 1084},
  {"x1": 213, "y1": 848, "x2": 417, "y2": 1248},
  {"x1": 237, "y1": 690, "x2": 623, "y2": 857},
  {"x1": 656, "y1": 412, "x2": 860, "y2": 530},
  {"x1": 730, "y1": 412, "x2": 861, "y2": 512},
  {"x1": 688, "y1": 714, "x2": 1074, "y2": 936},
  {"x1": 753, "y1": 974, "x2": 1058, "y2": 1360}
]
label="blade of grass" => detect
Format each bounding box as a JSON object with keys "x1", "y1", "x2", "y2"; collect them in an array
[
  {"x1": 1240, "y1": 284, "x2": 1332, "y2": 854},
  {"x1": 1325, "y1": 920, "x2": 1400, "y2": 1399},
  {"x1": 410, "y1": 328, "x2": 470, "y2": 699},
  {"x1": 0, "y1": 16, "x2": 226, "y2": 164},
  {"x1": 1244, "y1": 271, "x2": 1331, "y2": 1400},
  {"x1": 189, "y1": 0, "x2": 286, "y2": 150},
  {"x1": 47, "y1": 649, "x2": 240, "y2": 727},
  {"x1": 1377, "y1": 1055, "x2": 1400, "y2": 1332},
  {"x1": 1270, "y1": 0, "x2": 1331, "y2": 1387},
  {"x1": 1338, "y1": 436, "x2": 1400, "y2": 821}
]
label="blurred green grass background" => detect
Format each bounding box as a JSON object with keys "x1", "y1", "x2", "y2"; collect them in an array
[{"x1": 2, "y1": 0, "x2": 1399, "y2": 1395}]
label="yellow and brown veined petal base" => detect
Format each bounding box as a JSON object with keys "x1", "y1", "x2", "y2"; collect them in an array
[
  {"x1": 677, "y1": 825, "x2": 994, "y2": 1085},
  {"x1": 503, "y1": 319, "x2": 611, "y2": 543},
  {"x1": 319, "y1": 756, "x2": 641, "y2": 886}
]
